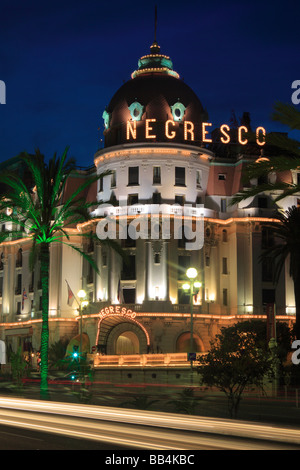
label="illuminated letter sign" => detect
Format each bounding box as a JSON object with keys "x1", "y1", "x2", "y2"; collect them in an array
[
  {"x1": 124, "y1": 119, "x2": 267, "y2": 146},
  {"x1": 256, "y1": 126, "x2": 266, "y2": 146},
  {"x1": 220, "y1": 124, "x2": 230, "y2": 144},
  {"x1": 99, "y1": 305, "x2": 137, "y2": 319},
  {"x1": 165, "y1": 119, "x2": 176, "y2": 139},
  {"x1": 238, "y1": 126, "x2": 248, "y2": 145},
  {"x1": 184, "y1": 121, "x2": 194, "y2": 141},
  {"x1": 145, "y1": 119, "x2": 156, "y2": 139},
  {"x1": 127, "y1": 120, "x2": 137, "y2": 140},
  {"x1": 202, "y1": 122, "x2": 212, "y2": 143}
]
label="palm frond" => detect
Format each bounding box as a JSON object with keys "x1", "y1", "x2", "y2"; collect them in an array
[{"x1": 271, "y1": 102, "x2": 300, "y2": 131}]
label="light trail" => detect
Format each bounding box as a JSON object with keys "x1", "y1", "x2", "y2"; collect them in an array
[{"x1": 0, "y1": 397, "x2": 299, "y2": 449}]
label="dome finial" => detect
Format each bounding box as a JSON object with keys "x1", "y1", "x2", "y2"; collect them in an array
[
  {"x1": 150, "y1": 5, "x2": 160, "y2": 54},
  {"x1": 154, "y1": 5, "x2": 157, "y2": 43}
]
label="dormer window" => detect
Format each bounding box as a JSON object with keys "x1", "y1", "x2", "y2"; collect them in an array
[
  {"x1": 102, "y1": 110, "x2": 110, "y2": 129},
  {"x1": 171, "y1": 102, "x2": 186, "y2": 121},
  {"x1": 128, "y1": 102, "x2": 144, "y2": 121}
]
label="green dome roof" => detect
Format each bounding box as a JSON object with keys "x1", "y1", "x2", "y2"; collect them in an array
[{"x1": 131, "y1": 41, "x2": 179, "y2": 79}]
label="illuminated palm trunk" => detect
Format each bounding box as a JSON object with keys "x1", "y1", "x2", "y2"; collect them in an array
[{"x1": 40, "y1": 243, "x2": 50, "y2": 398}]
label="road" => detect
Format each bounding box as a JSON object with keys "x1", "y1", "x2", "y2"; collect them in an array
[{"x1": 0, "y1": 397, "x2": 300, "y2": 450}]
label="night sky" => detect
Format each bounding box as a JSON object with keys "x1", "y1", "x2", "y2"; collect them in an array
[{"x1": 0, "y1": 0, "x2": 299, "y2": 167}]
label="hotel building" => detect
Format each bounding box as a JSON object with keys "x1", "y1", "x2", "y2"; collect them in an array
[{"x1": 0, "y1": 41, "x2": 296, "y2": 374}]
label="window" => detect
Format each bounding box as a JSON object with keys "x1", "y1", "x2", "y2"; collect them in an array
[
  {"x1": 178, "y1": 255, "x2": 190, "y2": 279},
  {"x1": 87, "y1": 263, "x2": 93, "y2": 284},
  {"x1": 223, "y1": 288, "x2": 228, "y2": 306},
  {"x1": 196, "y1": 170, "x2": 202, "y2": 188},
  {"x1": 262, "y1": 288, "x2": 275, "y2": 304},
  {"x1": 222, "y1": 229, "x2": 228, "y2": 242},
  {"x1": 154, "y1": 253, "x2": 160, "y2": 264},
  {"x1": 29, "y1": 272, "x2": 34, "y2": 292},
  {"x1": 0, "y1": 277, "x2": 3, "y2": 297},
  {"x1": 15, "y1": 273, "x2": 22, "y2": 295},
  {"x1": 16, "y1": 248, "x2": 22, "y2": 267},
  {"x1": 102, "y1": 253, "x2": 107, "y2": 267},
  {"x1": 175, "y1": 195, "x2": 184, "y2": 205},
  {"x1": 258, "y1": 197, "x2": 268, "y2": 208},
  {"x1": 262, "y1": 257, "x2": 274, "y2": 282},
  {"x1": 218, "y1": 174, "x2": 226, "y2": 181},
  {"x1": 222, "y1": 257, "x2": 228, "y2": 274},
  {"x1": 16, "y1": 301, "x2": 21, "y2": 315},
  {"x1": 261, "y1": 228, "x2": 274, "y2": 249},
  {"x1": 128, "y1": 194, "x2": 138, "y2": 205},
  {"x1": 121, "y1": 255, "x2": 136, "y2": 280},
  {"x1": 221, "y1": 199, "x2": 227, "y2": 212},
  {"x1": 111, "y1": 170, "x2": 116, "y2": 188},
  {"x1": 128, "y1": 166, "x2": 139, "y2": 185},
  {"x1": 153, "y1": 166, "x2": 161, "y2": 184},
  {"x1": 175, "y1": 167, "x2": 185, "y2": 186},
  {"x1": 153, "y1": 192, "x2": 161, "y2": 204}
]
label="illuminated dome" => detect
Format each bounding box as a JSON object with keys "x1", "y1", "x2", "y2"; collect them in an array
[{"x1": 102, "y1": 42, "x2": 206, "y2": 148}]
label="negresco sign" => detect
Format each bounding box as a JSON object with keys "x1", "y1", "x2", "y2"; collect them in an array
[
  {"x1": 99, "y1": 305, "x2": 137, "y2": 319},
  {"x1": 126, "y1": 119, "x2": 266, "y2": 145}
]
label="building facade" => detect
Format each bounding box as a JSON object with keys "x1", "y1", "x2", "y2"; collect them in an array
[{"x1": 0, "y1": 41, "x2": 296, "y2": 368}]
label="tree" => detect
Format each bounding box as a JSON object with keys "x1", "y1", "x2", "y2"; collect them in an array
[
  {"x1": 259, "y1": 206, "x2": 300, "y2": 338},
  {"x1": 231, "y1": 103, "x2": 300, "y2": 205},
  {"x1": 230, "y1": 103, "x2": 300, "y2": 337},
  {"x1": 197, "y1": 324, "x2": 273, "y2": 418},
  {"x1": 0, "y1": 147, "x2": 115, "y2": 399}
]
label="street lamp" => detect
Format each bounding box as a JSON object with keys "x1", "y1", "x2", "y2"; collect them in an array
[
  {"x1": 77, "y1": 289, "x2": 89, "y2": 358},
  {"x1": 182, "y1": 268, "x2": 202, "y2": 384}
]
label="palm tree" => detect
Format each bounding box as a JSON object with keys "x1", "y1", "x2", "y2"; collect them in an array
[
  {"x1": 230, "y1": 103, "x2": 300, "y2": 337},
  {"x1": 260, "y1": 206, "x2": 300, "y2": 338},
  {"x1": 0, "y1": 147, "x2": 115, "y2": 398},
  {"x1": 231, "y1": 103, "x2": 300, "y2": 205}
]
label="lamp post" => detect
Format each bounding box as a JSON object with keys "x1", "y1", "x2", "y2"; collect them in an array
[
  {"x1": 182, "y1": 267, "x2": 202, "y2": 385},
  {"x1": 77, "y1": 289, "x2": 89, "y2": 358}
]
